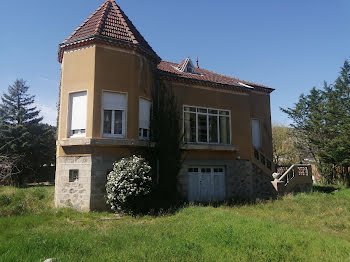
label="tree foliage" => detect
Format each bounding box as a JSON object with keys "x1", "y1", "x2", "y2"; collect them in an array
[
  {"x1": 0, "y1": 79, "x2": 56, "y2": 185},
  {"x1": 272, "y1": 125, "x2": 299, "y2": 165},
  {"x1": 0, "y1": 155, "x2": 21, "y2": 186},
  {"x1": 282, "y1": 61, "x2": 350, "y2": 185}
]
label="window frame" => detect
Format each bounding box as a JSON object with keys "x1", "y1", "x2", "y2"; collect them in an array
[
  {"x1": 103, "y1": 109, "x2": 125, "y2": 138},
  {"x1": 251, "y1": 118, "x2": 262, "y2": 150},
  {"x1": 183, "y1": 105, "x2": 231, "y2": 145},
  {"x1": 68, "y1": 90, "x2": 88, "y2": 138},
  {"x1": 69, "y1": 169, "x2": 79, "y2": 182},
  {"x1": 138, "y1": 97, "x2": 151, "y2": 141},
  {"x1": 101, "y1": 91, "x2": 127, "y2": 139}
]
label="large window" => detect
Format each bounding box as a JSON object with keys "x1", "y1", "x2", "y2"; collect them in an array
[
  {"x1": 184, "y1": 106, "x2": 231, "y2": 144},
  {"x1": 251, "y1": 119, "x2": 261, "y2": 149},
  {"x1": 139, "y1": 98, "x2": 151, "y2": 140},
  {"x1": 69, "y1": 91, "x2": 87, "y2": 137},
  {"x1": 102, "y1": 92, "x2": 126, "y2": 138}
]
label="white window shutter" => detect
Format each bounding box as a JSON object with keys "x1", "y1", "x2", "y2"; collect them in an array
[
  {"x1": 103, "y1": 92, "x2": 126, "y2": 110},
  {"x1": 70, "y1": 92, "x2": 87, "y2": 131},
  {"x1": 252, "y1": 119, "x2": 261, "y2": 149},
  {"x1": 139, "y1": 98, "x2": 151, "y2": 129}
]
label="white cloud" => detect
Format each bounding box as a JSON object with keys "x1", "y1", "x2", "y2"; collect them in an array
[{"x1": 36, "y1": 103, "x2": 57, "y2": 126}]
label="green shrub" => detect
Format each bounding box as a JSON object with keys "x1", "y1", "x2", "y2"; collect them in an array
[{"x1": 105, "y1": 156, "x2": 153, "y2": 215}]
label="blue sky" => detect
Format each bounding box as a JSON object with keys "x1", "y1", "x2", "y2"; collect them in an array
[{"x1": 0, "y1": 0, "x2": 349, "y2": 126}]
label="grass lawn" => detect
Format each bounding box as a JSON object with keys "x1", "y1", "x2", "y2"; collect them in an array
[{"x1": 1, "y1": 186, "x2": 350, "y2": 261}]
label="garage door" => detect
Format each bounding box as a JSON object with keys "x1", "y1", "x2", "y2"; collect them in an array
[{"x1": 188, "y1": 167, "x2": 226, "y2": 202}]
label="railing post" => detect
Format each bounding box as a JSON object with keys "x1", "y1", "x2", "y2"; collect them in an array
[
  {"x1": 294, "y1": 165, "x2": 299, "y2": 177},
  {"x1": 307, "y1": 165, "x2": 312, "y2": 177}
]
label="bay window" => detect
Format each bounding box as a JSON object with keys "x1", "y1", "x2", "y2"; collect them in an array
[
  {"x1": 184, "y1": 106, "x2": 231, "y2": 144},
  {"x1": 102, "y1": 92, "x2": 126, "y2": 137},
  {"x1": 69, "y1": 91, "x2": 87, "y2": 137}
]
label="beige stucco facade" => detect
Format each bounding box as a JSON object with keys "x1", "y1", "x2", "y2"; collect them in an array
[
  {"x1": 55, "y1": 43, "x2": 275, "y2": 211},
  {"x1": 58, "y1": 45, "x2": 155, "y2": 142},
  {"x1": 58, "y1": 45, "x2": 272, "y2": 158}
]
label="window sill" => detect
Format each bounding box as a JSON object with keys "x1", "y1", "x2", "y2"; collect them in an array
[
  {"x1": 58, "y1": 138, "x2": 153, "y2": 147},
  {"x1": 102, "y1": 134, "x2": 125, "y2": 138},
  {"x1": 69, "y1": 134, "x2": 86, "y2": 138},
  {"x1": 182, "y1": 143, "x2": 239, "y2": 152}
]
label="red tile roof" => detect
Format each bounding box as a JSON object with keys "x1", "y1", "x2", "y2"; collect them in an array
[
  {"x1": 59, "y1": 1, "x2": 273, "y2": 94},
  {"x1": 157, "y1": 60, "x2": 274, "y2": 93},
  {"x1": 59, "y1": 0, "x2": 159, "y2": 61}
]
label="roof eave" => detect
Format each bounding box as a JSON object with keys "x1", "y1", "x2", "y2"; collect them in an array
[
  {"x1": 58, "y1": 35, "x2": 161, "y2": 64},
  {"x1": 157, "y1": 69, "x2": 274, "y2": 94}
]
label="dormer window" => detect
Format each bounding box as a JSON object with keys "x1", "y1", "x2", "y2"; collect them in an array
[
  {"x1": 177, "y1": 58, "x2": 199, "y2": 75},
  {"x1": 185, "y1": 66, "x2": 194, "y2": 73}
]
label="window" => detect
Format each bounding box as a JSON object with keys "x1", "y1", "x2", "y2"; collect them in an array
[
  {"x1": 186, "y1": 66, "x2": 195, "y2": 73},
  {"x1": 139, "y1": 98, "x2": 151, "y2": 140},
  {"x1": 69, "y1": 169, "x2": 79, "y2": 182},
  {"x1": 184, "y1": 106, "x2": 231, "y2": 144},
  {"x1": 251, "y1": 119, "x2": 261, "y2": 149},
  {"x1": 69, "y1": 91, "x2": 87, "y2": 137},
  {"x1": 184, "y1": 109, "x2": 196, "y2": 142},
  {"x1": 102, "y1": 92, "x2": 126, "y2": 137}
]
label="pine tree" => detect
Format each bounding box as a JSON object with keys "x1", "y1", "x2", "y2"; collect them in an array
[
  {"x1": 326, "y1": 61, "x2": 350, "y2": 184},
  {"x1": 282, "y1": 60, "x2": 350, "y2": 185},
  {"x1": 0, "y1": 79, "x2": 55, "y2": 185}
]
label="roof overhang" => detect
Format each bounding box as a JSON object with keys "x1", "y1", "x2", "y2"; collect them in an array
[
  {"x1": 157, "y1": 69, "x2": 274, "y2": 94},
  {"x1": 58, "y1": 35, "x2": 161, "y2": 64}
]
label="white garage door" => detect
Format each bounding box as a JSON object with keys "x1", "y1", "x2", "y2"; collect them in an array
[{"x1": 188, "y1": 167, "x2": 226, "y2": 202}]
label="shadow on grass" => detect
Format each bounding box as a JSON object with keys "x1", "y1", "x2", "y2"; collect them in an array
[
  {"x1": 180, "y1": 195, "x2": 279, "y2": 210},
  {"x1": 313, "y1": 184, "x2": 340, "y2": 194},
  {"x1": 26, "y1": 182, "x2": 54, "y2": 188}
]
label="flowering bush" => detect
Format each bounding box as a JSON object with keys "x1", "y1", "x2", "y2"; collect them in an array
[{"x1": 106, "y1": 155, "x2": 153, "y2": 215}]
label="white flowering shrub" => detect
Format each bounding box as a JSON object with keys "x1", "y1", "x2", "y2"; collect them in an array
[{"x1": 106, "y1": 155, "x2": 153, "y2": 214}]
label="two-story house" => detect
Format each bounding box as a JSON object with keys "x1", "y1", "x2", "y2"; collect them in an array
[{"x1": 55, "y1": 0, "x2": 276, "y2": 211}]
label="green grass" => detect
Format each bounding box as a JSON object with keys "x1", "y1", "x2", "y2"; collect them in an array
[{"x1": 1, "y1": 186, "x2": 350, "y2": 261}]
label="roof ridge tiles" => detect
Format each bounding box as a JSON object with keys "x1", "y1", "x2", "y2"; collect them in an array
[
  {"x1": 60, "y1": 0, "x2": 159, "y2": 62},
  {"x1": 63, "y1": 1, "x2": 107, "y2": 44},
  {"x1": 111, "y1": 1, "x2": 138, "y2": 44},
  {"x1": 94, "y1": 1, "x2": 111, "y2": 35}
]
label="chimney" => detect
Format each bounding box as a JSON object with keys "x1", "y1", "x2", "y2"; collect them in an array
[{"x1": 196, "y1": 57, "x2": 199, "y2": 68}]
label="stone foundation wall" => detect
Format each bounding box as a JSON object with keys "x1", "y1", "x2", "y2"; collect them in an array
[
  {"x1": 90, "y1": 156, "x2": 123, "y2": 210},
  {"x1": 54, "y1": 156, "x2": 92, "y2": 211},
  {"x1": 55, "y1": 155, "x2": 124, "y2": 211},
  {"x1": 178, "y1": 159, "x2": 276, "y2": 202},
  {"x1": 55, "y1": 156, "x2": 277, "y2": 211}
]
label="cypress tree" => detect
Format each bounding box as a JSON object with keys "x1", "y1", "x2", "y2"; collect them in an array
[{"x1": 147, "y1": 79, "x2": 183, "y2": 207}]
